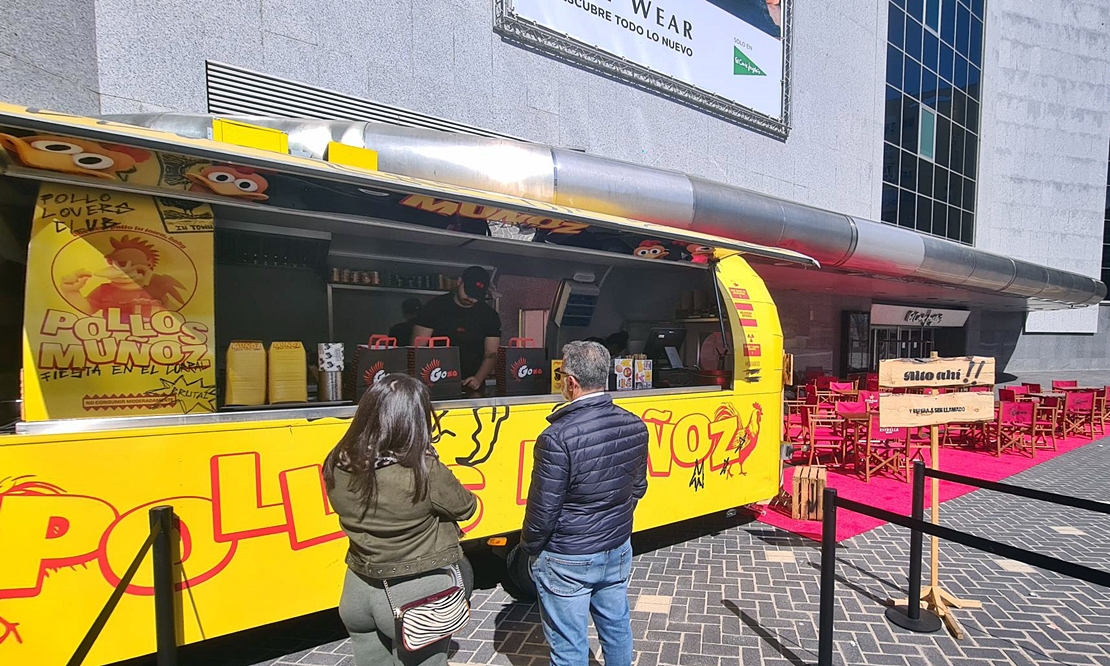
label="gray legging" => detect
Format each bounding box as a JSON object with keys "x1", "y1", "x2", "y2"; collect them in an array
[{"x1": 339, "y1": 562, "x2": 473, "y2": 666}]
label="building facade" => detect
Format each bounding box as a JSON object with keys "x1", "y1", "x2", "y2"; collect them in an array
[{"x1": 2, "y1": 0, "x2": 1108, "y2": 374}]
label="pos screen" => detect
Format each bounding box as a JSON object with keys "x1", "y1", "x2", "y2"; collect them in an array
[{"x1": 642, "y1": 327, "x2": 687, "y2": 368}]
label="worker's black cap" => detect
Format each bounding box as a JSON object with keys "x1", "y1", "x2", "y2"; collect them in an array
[{"x1": 461, "y1": 266, "x2": 490, "y2": 300}]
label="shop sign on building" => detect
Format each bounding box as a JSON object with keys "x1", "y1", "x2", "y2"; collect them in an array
[
  {"x1": 496, "y1": 0, "x2": 791, "y2": 137},
  {"x1": 870, "y1": 304, "x2": 970, "y2": 328}
]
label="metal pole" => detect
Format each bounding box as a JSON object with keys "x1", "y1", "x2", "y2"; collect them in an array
[
  {"x1": 908, "y1": 460, "x2": 925, "y2": 619},
  {"x1": 818, "y1": 487, "x2": 837, "y2": 666},
  {"x1": 150, "y1": 506, "x2": 178, "y2": 666},
  {"x1": 884, "y1": 461, "x2": 941, "y2": 632}
]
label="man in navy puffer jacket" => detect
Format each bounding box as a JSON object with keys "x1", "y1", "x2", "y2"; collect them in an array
[{"x1": 522, "y1": 340, "x2": 648, "y2": 666}]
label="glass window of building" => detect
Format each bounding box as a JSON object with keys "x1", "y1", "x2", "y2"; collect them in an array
[{"x1": 881, "y1": 0, "x2": 984, "y2": 244}]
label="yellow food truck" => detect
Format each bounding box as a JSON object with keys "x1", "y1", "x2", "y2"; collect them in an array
[{"x1": 0, "y1": 104, "x2": 815, "y2": 666}]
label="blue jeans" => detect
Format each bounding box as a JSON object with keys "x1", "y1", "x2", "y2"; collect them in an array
[{"x1": 529, "y1": 540, "x2": 634, "y2": 666}]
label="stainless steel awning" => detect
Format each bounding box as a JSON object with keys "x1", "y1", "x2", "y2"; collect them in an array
[
  {"x1": 96, "y1": 113, "x2": 1106, "y2": 311},
  {"x1": 3, "y1": 102, "x2": 1103, "y2": 308},
  {"x1": 0, "y1": 103, "x2": 816, "y2": 269}
]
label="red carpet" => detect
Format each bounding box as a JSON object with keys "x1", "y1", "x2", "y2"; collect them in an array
[{"x1": 755, "y1": 434, "x2": 1098, "y2": 542}]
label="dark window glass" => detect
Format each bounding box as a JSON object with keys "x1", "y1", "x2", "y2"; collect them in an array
[
  {"x1": 956, "y1": 3, "x2": 971, "y2": 54},
  {"x1": 889, "y1": 5, "x2": 906, "y2": 49},
  {"x1": 952, "y1": 89, "x2": 967, "y2": 128},
  {"x1": 923, "y1": 31, "x2": 940, "y2": 73},
  {"x1": 907, "y1": 0, "x2": 925, "y2": 21},
  {"x1": 905, "y1": 18, "x2": 924, "y2": 62},
  {"x1": 887, "y1": 46, "x2": 904, "y2": 88},
  {"x1": 883, "y1": 0, "x2": 976, "y2": 244},
  {"x1": 934, "y1": 200, "x2": 949, "y2": 238},
  {"x1": 954, "y1": 56, "x2": 968, "y2": 88},
  {"x1": 901, "y1": 148, "x2": 919, "y2": 188},
  {"x1": 971, "y1": 0, "x2": 983, "y2": 18},
  {"x1": 883, "y1": 142, "x2": 900, "y2": 183},
  {"x1": 1102, "y1": 244, "x2": 1110, "y2": 269},
  {"x1": 918, "y1": 159, "x2": 934, "y2": 193},
  {"x1": 922, "y1": 69, "x2": 939, "y2": 104},
  {"x1": 965, "y1": 98, "x2": 979, "y2": 134},
  {"x1": 950, "y1": 175, "x2": 964, "y2": 208},
  {"x1": 950, "y1": 125, "x2": 965, "y2": 175},
  {"x1": 961, "y1": 211, "x2": 974, "y2": 242},
  {"x1": 917, "y1": 197, "x2": 933, "y2": 234},
  {"x1": 941, "y1": 0, "x2": 957, "y2": 44},
  {"x1": 965, "y1": 135, "x2": 977, "y2": 175},
  {"x1": 924, "y1": 0, "x2": 941, "y2": 32},
  {"x1": 882, "y1": 185, "x2": 899, "y2": 223},
  {"x1": 939, "y1": 43, "x2": 955, "y2": 83},
  {"x1": 885, "y1": 92, "x2": 902, "y2": 144},
  {"x1": 936, "y1": 115, "x2": 951, "y2": 167},
  {"x1": 936, "y1": 87, "x2": 953, "y2": 120},
  {"x1": 967, "y1": 66, "x2": 981, "y2": 101},
  {"x1": 902, "y1": 98, "x2": 920, "y2": 153},
  {"x1": 970, "y1": 16, "x2": 983, "y2": 66},
  {"x1": 934, "y1": 166, "x2": 950, "y2": 201},
  {"x1": 904, "y1": 58, "x2": 922, "y2": 97},
  {"x1": 899, "y1": 189, "x2": 917, "y2": 227}
]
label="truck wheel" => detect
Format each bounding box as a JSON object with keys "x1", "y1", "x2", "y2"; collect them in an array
[{"x1": 502, "y1": 544, "x2": 537, "y2": 601}]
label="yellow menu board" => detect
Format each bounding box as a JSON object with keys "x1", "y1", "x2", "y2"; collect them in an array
[{"x1": 21, "y1": 183, "x2": 216, "y2": 420}]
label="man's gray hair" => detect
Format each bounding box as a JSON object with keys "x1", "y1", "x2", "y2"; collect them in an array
[{"x1": 561, "y1": 341, "x2": 611, "y2": 391}]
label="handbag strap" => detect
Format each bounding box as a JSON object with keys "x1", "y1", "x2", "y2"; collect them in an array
[{"x1": 381, "y1": 564, "x2": 464, "y2": 619}]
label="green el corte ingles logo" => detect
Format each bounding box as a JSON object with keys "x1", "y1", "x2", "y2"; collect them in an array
[{"x1": 733, "y1": 46, "x2": 766, "y2": 76}]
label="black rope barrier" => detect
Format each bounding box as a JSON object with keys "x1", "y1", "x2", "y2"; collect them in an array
[
  {"x1": 67, "y1": 506, "x2": 177, "y2": 666},
  {"x1": 817, "y1": 478, "x2": 1110, "y2": 666},
  {"x1": 924, "y1": 465, "x2": 1110, "y2": 516}
]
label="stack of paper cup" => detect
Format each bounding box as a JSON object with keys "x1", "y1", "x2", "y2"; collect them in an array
[{"x1": 318, "y1": 343, "x2": 344, "y2": 401}]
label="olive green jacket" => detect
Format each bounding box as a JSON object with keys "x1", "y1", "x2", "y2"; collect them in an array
[{"x1": 328, "y1": 459, "x2": 477, "y2": 579}]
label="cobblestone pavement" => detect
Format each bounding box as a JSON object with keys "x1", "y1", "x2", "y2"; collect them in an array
[{"x1": 155, "y1": 436, "x2": 1110, "y2": 666}]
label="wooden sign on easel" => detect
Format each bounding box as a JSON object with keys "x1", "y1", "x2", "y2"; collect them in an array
[{"x1": 878, "y1": 353, "x2": 996, "y2": 639}]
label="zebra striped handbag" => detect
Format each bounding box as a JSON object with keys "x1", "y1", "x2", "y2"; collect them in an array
[{"x1": 382, "y1": 564, "x2": 470, "y2": 652}]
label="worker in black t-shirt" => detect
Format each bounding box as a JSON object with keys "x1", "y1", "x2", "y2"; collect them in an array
[
  {"x1": 388, "y1": 298, "x2": 423, "y2": 347},
  {"x1": 412, "y1": 266, "x2": 502, "y2": 394}
]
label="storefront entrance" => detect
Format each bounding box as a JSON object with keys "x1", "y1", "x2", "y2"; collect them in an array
[
  {"x1": 840, "y1": 305, "x2": 970, "y2": 375},
  {"x1": 872, "y1": 326, "x2": 937, "y2": 366}
]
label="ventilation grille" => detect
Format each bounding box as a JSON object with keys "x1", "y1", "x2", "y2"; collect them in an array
[{"x1": 205, "y1": 61, "x2": 526, "y2": 141}]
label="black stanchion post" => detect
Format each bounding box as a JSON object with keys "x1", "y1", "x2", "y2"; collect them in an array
[
  {"x1": 818, "y1": 487, "x2": 837, "y2": 666},
  {"x1": 884, "y1": 462, "x2": 941, "y2": 633},
  {"x1": 150, "y1": 506, "x2": 178, "y2": 666}
]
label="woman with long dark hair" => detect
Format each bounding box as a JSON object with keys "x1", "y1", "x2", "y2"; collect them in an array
[{"x1": 325, "y1": 374, "x2": 477, "y2": 665}]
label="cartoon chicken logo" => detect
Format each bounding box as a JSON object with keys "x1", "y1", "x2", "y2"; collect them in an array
[
  {"x1": 676, "y1": 242, "x2": 715, "y2": 264},
  {"x1": 185, "y1": 165, "x2": 269, "y2": 201},
  {"x1": 0, "y1": 134, "x2": 148, "y2": 179},
  {"x1": 59, "y1": 235, "x2": 187, "y2": 316},
  {"x1": 633, "y1": 240, "x2": 669, "y2": 260}
]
